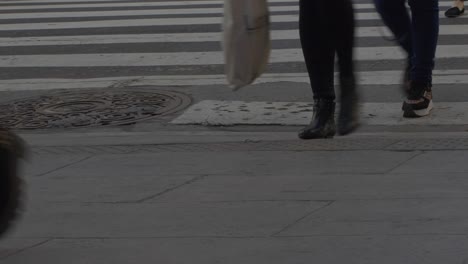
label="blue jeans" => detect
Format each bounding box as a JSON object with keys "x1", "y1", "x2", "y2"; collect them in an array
[{"x1": 373, "y1": 0, "x2": 439, "y2": 85}]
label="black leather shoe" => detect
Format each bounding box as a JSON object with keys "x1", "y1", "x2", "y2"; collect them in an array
[
  {"x1": 298, "y1": 99, "x2": 336, "y2": 140},
  {"x1": 0, "y1": 130, "x2": 25, "y2": 237},
  {"x1": 445, "y1": 6, "x2": 465, "y2": 17}
]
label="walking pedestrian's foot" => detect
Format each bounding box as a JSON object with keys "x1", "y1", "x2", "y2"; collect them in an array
[
  {"x1": 0, "y1": 129, "x2": 26, "y2": 238},
  {"x1": 298, "y1": 99, "x2": 336, "y2": 140},
  {"x1": 402, "y1": 82, "x2": 433, "y2": 118},
  {"x1": 445, "y1": 0, "x2": 465, "y2": 17},
  {"x1": 402, "y1": 63, "x2": 411, "y2": 94},
  {"x1": 338, "y1": 77, "x2": 360, "y2": 136}
]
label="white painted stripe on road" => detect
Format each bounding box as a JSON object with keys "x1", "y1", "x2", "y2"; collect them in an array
[
  {"x1": 0, "y1": 16, "x2": 225, "y2": 31},
  {"x1": 1, "y1": 0, "x2": 224, "y2": 9},
  {"x1": 0, "y1": 14, "x2": 379, "y2": 31},
  {"x1": 1, "y1": 70, "x2": 467, "y2": 91},
  {"x1": 3, "y1": 4, "x2": 459, "y2": 20},
  {"x1": 0, "y1": 0, "x2": 367, "y2": 10},
  {"x1": 3, "y1": 25, "x2": 468, "y2": 47},
  {"x1": 171, "y1": 100, "x2": 468, "y2": 126},
  {"x1": 1, "y1": 6, "x2": 302, "y2": 19},
  {"x1": 2, "y1": 12, "x2": 464, "y2": 31},
  {"x1": 1, "y1": 45, "x2": 467, "y2": 67},
  {"x1": 0, "y1": 0, "x2": 456, "y2": 10},
  {"x1": 3, "y1": 0, "x2": 131, "y2": 3}
]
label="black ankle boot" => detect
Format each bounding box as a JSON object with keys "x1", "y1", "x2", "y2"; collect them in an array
[
  {"x1": 298, "y1": 99, "x2": 336, "y2": 140},
  {"x1": 338, "y1": 77, "x2": 360, "y2": 136}
]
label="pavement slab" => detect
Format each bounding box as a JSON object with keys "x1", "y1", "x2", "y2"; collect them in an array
[
  {"x1": 156, "y1": 172, "x2": 468, "y2": 202},
  {"x1": 2, "y1": 236, "x2": 468, "y2": 264},
  {"x1": 10, "y1": 201, "x2": 328, "y2": 239},
  {"x1": 279, "y1": 198, "x2": 468, "y2": 236}
]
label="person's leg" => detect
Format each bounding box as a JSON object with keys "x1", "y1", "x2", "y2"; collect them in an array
[
  {"x1": 298, "y1": 0, "x2": 336, "y2": 101},
  {"x1": 335, "y1": 0, "x2": 354, "y2": 81},
  {"x1": 408, "y1": 0, "x2": 439, "y2": 85},
  {"x1": 335, "y1": 0, "x2": 360, "y2": 135},
  {"x1": 373, "y1": 0, "x2": 413, "y2": 92},
  {"x1": 445, "y1": 0, "x2": 465, "y2": 18},
  {"x1": 298, "y1": 0, "x2": 337, "y2": 139},
  {"x1": 402, "y1": 0, "x2": 439, "y2": 117},
  {"x1": 373, "y1": 0, "x2": 413, "y2": 58}
]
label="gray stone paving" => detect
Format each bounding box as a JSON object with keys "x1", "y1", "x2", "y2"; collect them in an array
[
  {"x1": 2, "y1": 0, "x2": 468, "y2": 262},
  {"x1": 2, "y1": 132, "x2": 468, "y2": 263}
]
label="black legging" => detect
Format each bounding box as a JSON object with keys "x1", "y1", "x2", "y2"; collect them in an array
[{"x1": 299, "y1": 0, "x2": 355, "y2": 100}]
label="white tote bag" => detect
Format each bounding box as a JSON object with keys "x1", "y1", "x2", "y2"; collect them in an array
[{"x1": 223, "y1": 0, "x2": 271, "y2": 90}]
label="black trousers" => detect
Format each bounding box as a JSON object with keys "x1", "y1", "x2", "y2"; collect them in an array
[{"x1": 299, "y1": 0, "x2": 355, "y2": 100}]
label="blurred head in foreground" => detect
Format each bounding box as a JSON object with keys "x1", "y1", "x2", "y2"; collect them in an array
[{"x1": 0, "y1": 129, "x2": 25, "y2": 238}]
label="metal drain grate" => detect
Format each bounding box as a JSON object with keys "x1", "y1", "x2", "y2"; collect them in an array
[{"x1": 0, "y1": 89, "x2": 192, "y2": 129}]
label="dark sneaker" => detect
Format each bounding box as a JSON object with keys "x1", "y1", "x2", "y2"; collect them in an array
[
  {"x1": 402, "y1": 82, "x2": 433, "y2": 118},
  {"x1": 445, "y1": 6, "x2": 465, "y2": 18},
  {"x1": 0, "y1": 130, "x2": 25, "y2": 237}
]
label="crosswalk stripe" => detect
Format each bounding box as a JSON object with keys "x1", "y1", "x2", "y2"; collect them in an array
[
  {"x1": 1, "y1": 6, "x2": 300, "y2": 20},
  {"x1": 0, "y1": 1, "x2": 366, "y2": 10},
  {"x1": 0, "y1": 6, "x2": 299, "y2": 19},
  {"x1": 3, "y1": 25, "x2": 468, "y2": 47},
  {"x1": 171, "y1": 100, "x2": 468, "y2": 126},
  {"x1": 2, "y1": 12, "x2": 466, "y2": 31},
  {"x1": 0, "y1": 0, "x2": 456, "y2": 10},
  {"x1": 1, "y1": 70, "x2": 467, "y2": 92},
  {"x1": 2, "y1": 4, "x2": 460, "y2": 20},
  {"x1": 0, "y1": 0, "x2": 298, "y2": 10},
  {"x1": 2, "y1": 0, "x2": 132, "y2": 4},
  {"x1": 1, "y1": 45, "x2": 467, "y2": 67},
  {"x1": 0, "y1": 14, "x2": 376, "y2": 31},
  {"x1": 3, "y1": 6, "x2": 302, "y2": 19},
  {"x1": 2, "y1": 0, "x2": 466, "y2": 100}
]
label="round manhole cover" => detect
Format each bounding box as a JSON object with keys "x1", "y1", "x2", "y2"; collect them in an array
[{"x1": 0, "y1": 89, "x2": 192, "y2": 129}]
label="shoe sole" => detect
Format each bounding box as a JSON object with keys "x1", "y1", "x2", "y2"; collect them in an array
[
  {"x1": 298, "y1": 133, "x2": 335, "y2": 140},
  {"x1": 446, "y1": 9, "x2": 465, "y2": 18},
  {"x1": 403, "y1": 100, "x2": 434, "y2": 118},
  {"x1": 298, "y1": 129, "x2": 336, "y2": 140}
]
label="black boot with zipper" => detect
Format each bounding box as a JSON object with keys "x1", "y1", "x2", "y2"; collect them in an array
[{"x1": 298, "y1": 99, "x2": 336, "y2": 140}]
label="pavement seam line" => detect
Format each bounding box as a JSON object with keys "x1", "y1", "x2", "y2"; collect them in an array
[
  {"x1": 130, "y1": 174, "x2": 209, "y2": 203},
  {"x1": 35, "y1": 155, "x2": 93, "y2": 177},
  {"x1": 384, "y1": 151, "x2": 425, "y2": 174},
  {"x1": 380, "y1": 138, "x2": 407, "y2": 150},
  {"x1": 271, "y1": 200, "x2": 335, "y2": 237},
  {"x1": 0, "y1": 238, "x2": 53, "y2": 260}
]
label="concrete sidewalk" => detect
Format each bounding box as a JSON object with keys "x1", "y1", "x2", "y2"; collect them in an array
[{"x1": 2, "y1": 131, "x2": 468, "y2": 264}]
